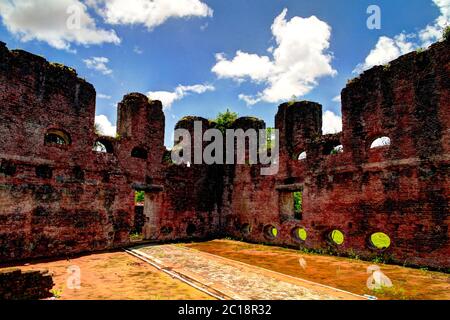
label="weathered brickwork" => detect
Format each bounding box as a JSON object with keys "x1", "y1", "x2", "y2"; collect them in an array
[
  {"x1": 0, "y1": 42, "x2": 164, "y2": 261},
  {"x1": 0, "y1": 40, "x2": 448, "y2": 269},
  {"x1": 0, "y1": 268, "x2": 53, "y2": 300},
  {"x1": 221, "y1": 40, "x2": 450, "y2": 269}
]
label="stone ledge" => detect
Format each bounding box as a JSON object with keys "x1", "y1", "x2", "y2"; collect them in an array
[{"x1": 132, "y1": 183, "x2": 164, "y2": 193}]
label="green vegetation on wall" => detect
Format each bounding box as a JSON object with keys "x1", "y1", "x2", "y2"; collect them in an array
[
  {"x1": 135, "y1": 191, "x2": 145, "y2": 204},
  {"x1": 444, "y1": 26, "x2": 450, "y2": 41},
  {"x1": 213, "y1": 109, "x2": 238, "y2": 134},
  {"x1": 293, "y1": 191, "x2": 302, "y2": 219}
]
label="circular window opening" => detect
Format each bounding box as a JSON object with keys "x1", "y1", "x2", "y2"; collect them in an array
[
  {"x1": 45, "y1": 129, "x2": 71, "y2": 146},
  {"x1": 292, "y1": 227, "x2": 307, "y2": 242},
  {"x1": 370, "y1": 232, "x2": 391, "y2": 250},
  {"x1": 186, "y1": 224, "x2": 196, "y2": 236},
  {"x1": 330, "y1": 229, "x2": 344, "y2": 245},
  {"x1": 264, "y1": 225, "x2": 278, "y2": 240},
  {"x1": 160, "y1": 226, "x2": 173, "y2": 235},
  {"x1": 241, "y1": 223, "x2": 252, "y2": 235}
]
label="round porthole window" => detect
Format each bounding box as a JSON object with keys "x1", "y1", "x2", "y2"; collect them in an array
[
  {"x1": 264, "y1": 225, "x2": 278, "y2": 240},
  {"x1": 241, "y1": 223, "x2": 252, "y2": 235},
  {"x1": 370, "y1": 232, "x2": 391, "y2": 250},
  {"x1": 292, "y1": 227, "x2": 307, "y2": 242},
  {"x1": 330, "y1": 229, "x2": 344, "y2": 245},
  {"x1": 186, "y1": 224, "x2": 196, "y2": 236}
]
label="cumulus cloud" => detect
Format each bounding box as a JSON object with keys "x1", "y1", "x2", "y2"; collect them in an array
[
  {"x1": 87, "y1": 0, "x2": 213, "y2": 30},
  {"x1": 322, "y1": 111, "x2": 342, "y2": 134},
  {"x1": 212, "y1": 9, "x2": 336, "y2": 105},
  {"x1": 212, "y1": 52, "x2": 274, "y2": 83},
  {"x1": 0, "y1": 0, "x2": 120, "y2": 51},
  {"x1": 420, "y1": 0, "x2": 450, "y2": 46},
  {"x1": 354, "y1": 34, "x2": 416, "y2": 73},
  {"x1": 95, "y1": 115, "x2": 116, "y2": 137},
  {"x1": 147, "y1": 84, "x2": 215, "y2": 110},
  {"x1": 354, "y1": 0, "x2": 449, "y2": 73},
  {"x1": 83, "y1": 57, "x2": 113, "y2": 75}
]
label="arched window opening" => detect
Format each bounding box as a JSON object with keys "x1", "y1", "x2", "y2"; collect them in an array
[
  {"x1": 298, "y1": 151, "x2": 307, "y2": 161},
  {"x1": 330, "y1": 145, "x2": 344, "y2": 155},
  {"x1": 93, "y1": 139, "x2": 114, "y2": 154},
  {"x1": 370, "y1": 136, "x2": 391, "y2": 149},
  {"x1": 131, "y1": 147, "x2": 148, "y2": 160},
  {"x1": 44, "y1": 129, "x2": 70, "y2": 146},
  {"x1": 323, "y1": 141, "x2": 343, "y2": 155}
]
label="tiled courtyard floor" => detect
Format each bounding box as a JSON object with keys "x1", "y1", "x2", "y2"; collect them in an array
[
  {"x1": 3, "y1": 251, "x2": 213, "y2": 300},
  {"x1": 185, "y1": 240, "x2": 450, "y2": 300},
  {"x1": 1, "y1": 240, "x2": 448, "y2": 300},
  {"x1": 134, "y1": 244, "x2": 363, "y2": 300}
]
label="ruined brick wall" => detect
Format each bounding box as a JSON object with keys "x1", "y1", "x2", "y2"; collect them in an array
[
  {"x1": 144, "y1": 117, "x2": 223, "y2": 241},
  {"x1": 222, "y1": 40, "x2": 449, "y2": 269},
  {"x1": 0, "y1": 41, "x2": 219, "y2": 261},
  {"x1": 0, "y1": 42, "x2": 164, "y2": 261},
  {"x1": 0, "y1": 39, "x2": 448, "y2": 269},
  {"x1": 0, "y1": 268, "x2": 53, "y2": 300}
]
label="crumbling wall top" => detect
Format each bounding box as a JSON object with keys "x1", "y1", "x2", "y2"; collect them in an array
[{"x1": 231, "y1": 117, "x2": 266, "y2": 131}]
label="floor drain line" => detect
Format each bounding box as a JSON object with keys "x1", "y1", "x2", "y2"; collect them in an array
[{"x1": 123, "y1": 248, "x2": 228, "y2": 300}]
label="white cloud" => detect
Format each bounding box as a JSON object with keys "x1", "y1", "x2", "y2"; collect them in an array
[
  {"x1": 95, "y1": 115, "x2": 116, "y2": 137},
  {"x1": 322, "y1": 111, "x2": 342, "y2": 134},
  {"x1": 97, "y1": 93, "x2": 111, "y2": 99},
  {"x1": 212, "y1": 51, "x2": 274, "y2": 82},
  {"x1": 147, "y1": 84, "x2": 215, "y2": 110},
  {"x1": 0, "y1": 0, "x2": 120, "y2": 51},
  {"x1": 354, "y1": 34, "x2": 416, "y2": 73},
  {"x1": 87, "y1": 0, "x2": 213, "y2": 30},
  {"x1": 355, "y1": 0, "x2": 449, "y2": 73},
  {"x1": 332, "y1": 95, "x2": 341, "y2": 103},
  {"x1": 420, "y1": 0, "x2": 450, "y2": 46},
  {"x1": 212, "y1": 9, "x2": 336, "y2": 106},
  {"x1": 238, "y1": 94, "x2": 261, "y2": 106},
  {"x1": 83, "y1": 57, "x2": 112, "y2": 75}
]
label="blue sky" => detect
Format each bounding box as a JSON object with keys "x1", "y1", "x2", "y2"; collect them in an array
[{"x1": 0, "y1": 0, "x2": 447, "y2": 146}]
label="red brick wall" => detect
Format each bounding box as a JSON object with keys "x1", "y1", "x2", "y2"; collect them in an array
[
  {"x1": 0, "y1": 39, "x2": 448, "y2": 269},
  {"x1": 222, "y1": 40, "x2": 449, "y2": 269},
  {"x1": 0, "y1": 43, "x2": 164, "y2": 261},
  {"x1": 146, "y1": 117, "x2": 223, "y2": 241},
  {"x1": 0, "y1": 268, "x2": 53, "y2": 300}
]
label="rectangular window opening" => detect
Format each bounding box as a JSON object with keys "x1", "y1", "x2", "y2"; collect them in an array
[
  {"x1": 278, "y1": 185, "x2": 304, "y2": 221},
  {"x1": 293, "y1": 191, "x2": 303, "y2": 220},
  {"x1": 132, "y1": 191, "x2": 145, "y2": 242}
]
